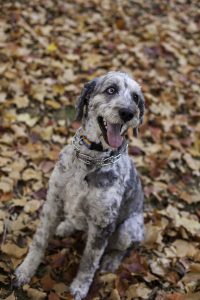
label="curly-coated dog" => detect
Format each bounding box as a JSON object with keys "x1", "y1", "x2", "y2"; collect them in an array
[{"x1": 15, "y1": 71, "x2": 145, "y2": 300}]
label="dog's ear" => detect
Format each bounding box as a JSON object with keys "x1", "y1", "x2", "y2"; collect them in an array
[
  {"x1": 76, "y1": 80, "x2": 97, "y2": 121},
  {"x1": 133, "y1": 92, "x2": 145, "y2": 138}
]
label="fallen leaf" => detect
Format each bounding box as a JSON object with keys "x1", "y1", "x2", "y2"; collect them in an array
[
  {"x1": 0, "y1": 177, "x2": 14, "y2": 192},
  {"x1": 17, "y1": 113, "x2": 39, "y2": 127},
  {"x1": 4, "y1": 292, "x2": 16, "y2": 300},
  {"x1": 126, "y1": 283, "x2": 151, "y2": 300},
  {"x1": 48, "y1": 292, "x2": 60, "y2": 300},
  {"x1": 109, "y1": 289, "x2": 121, "y2": 300},
  {"x1": 40, "y1": 273, "x2": 56, "y2": 291},
  {"x1": 23, "y1": 286, "x2": 47, "y2": 300},
  {"x1": 183, "y1": 153, "x2": 200, "y2": 171},
  {"x1": 24, "y1": 200, "x2": 42, "y2": 213},
  {"x1": 22, "y1": 168, "x2": 42, "y2": 181},
  {"x1": 1, "y1": 243, "x2": 27, "y2": 258},
  {"x1": 99, "y1": 273, "x2": 117, "y2": 284},
  {"x1": 47, "y1": 43, "x2": 57, "y2": 52}
]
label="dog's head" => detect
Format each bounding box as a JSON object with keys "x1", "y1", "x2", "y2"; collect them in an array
[{"x1": 76, "y1": 71, "x2": 145, "y2": 149}]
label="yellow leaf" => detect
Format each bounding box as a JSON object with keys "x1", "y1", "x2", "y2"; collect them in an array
[
  {"x1": 53, "y1": 84, "x2": 65, "y2": 94},
  {"x1": 46, "y1": 100, "x2": 61, "y2": 109},
  {"x1": 47, "y1": 43, "x2": 57, "y2": 52}
]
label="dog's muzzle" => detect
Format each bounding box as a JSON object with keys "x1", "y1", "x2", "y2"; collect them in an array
[{"x1": 119, "y1": 108, "x2": 134, "y2": 122}]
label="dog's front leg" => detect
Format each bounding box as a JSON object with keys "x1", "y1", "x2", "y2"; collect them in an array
[
  {"x1": 15, "y1": 165, "x2": 64, "y2": 286},
  {"x1": 70, "y1": 223, "x2": 114, "y2": 300}
]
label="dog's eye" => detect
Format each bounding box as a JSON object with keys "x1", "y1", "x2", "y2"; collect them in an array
[
  {"x1": 106, "y1": 87, "x2": 116, "y2": 95},
  {"x1": 133, "y1": 93, "x2": 139, "y2": 104}
]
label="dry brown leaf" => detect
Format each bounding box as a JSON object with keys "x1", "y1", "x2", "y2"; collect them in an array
[
  {"x1": 10, "y1": 198, "x2": 27, "y2": 207},
  {"x1": 23, "y1": 286, "x2": 47, "y2": 300},
  {"x1": 172, "y1": 240, "x2": 198, "y2": 258},
  {"x1": 40, "y1": 273, "x2": 56, "y2": 291},
  {"x1": 99, "y1": 273, "x2": 117, "y2": 283},
  {"x1": 0, "y1": 210, "x2": 6, "y2": 219},
  {"x1": 53, "y1": 282, "x2": 69, "y2": 295},
  {"x1": 17, "y1": 113, "x2": 39, "y2": 127},
  {"x1": 22, "y1": 168, "x2": 42, "y2": 181},
  {"x1": 0, "y1": 220, "x2": 4, "y2": 234},
  {"x1": 180, "y1": 191, "x2": 200, "y2": 204},
  {"x1": 150, "y1": 258, "x2": 169, "y2": 277},
  {"x1": 0, "y1": 273, "x2": 9, "y2": 284},
  {"x1": 4, "y1": 292, "x2": 16, "y2": 300},
  {"x1": 182, "y1": 263, "x2": 200, "y2": 284},
  {"x1": 13, "y1": 96, "x2": 29, "y2": 108},
  {"x1": 0, "y1": 177, "x2": 14, "y2": 192},
  {"x1": 166, "y1": 293, "x2": 184, "y2": 300},
  {"x1": 183, "y1": 153, "x2": 200, "y2": 171},
  {"x1": 126, "y1": 283, "x2": 151, "y2": 300},
  {"x1": 0, "y1": 156, "x2": 11, "y2": 167},
  {"x1": 109, "y1": 289, "x2": 121, "y2": 300},
  {"x1": 182, "y1": 292, "x2": 200, "y2": 300},
  {"x1": 161, "y1": 205, "x2": 200, "y2": 236},
  {"x1": 143, "y1": 223, "x2": 163, "y2": 247},
  {"x1": 48, "y1": 292, "x2": 60, "y2": 300},
  {"x1": 24, "y1": 200, "x2": 42, "y2": 213},
  {"x1": 1, "y1": 243, "x2": 27, "y2": 258}
]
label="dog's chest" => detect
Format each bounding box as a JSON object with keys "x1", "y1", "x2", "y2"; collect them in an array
[
  {"x1": 62, "y1": 164, "x2": 88, "y2": 229},
  {"x1": 62, "y1": 159, "x2": 122, "y2": 229}
]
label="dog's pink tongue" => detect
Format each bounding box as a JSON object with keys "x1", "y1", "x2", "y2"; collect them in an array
[{"x1": 107, "y1": 123, "x2": 123, "y2": 149}]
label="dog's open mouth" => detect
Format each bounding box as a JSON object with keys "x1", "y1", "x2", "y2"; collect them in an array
[{"x1": 98, "y1": 116, "x2": 123, "y2": 149}]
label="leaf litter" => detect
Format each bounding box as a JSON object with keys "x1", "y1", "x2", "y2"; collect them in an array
[{"x1": 0, "y1": 0, "x2": 199, "y2": 299}]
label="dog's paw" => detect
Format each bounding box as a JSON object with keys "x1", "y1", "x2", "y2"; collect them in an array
[
  {"x1": 70, "y1": 280, "x2": 89, "y2": 300},
  {"x1": 14, "y1": 266, "x2": 31, "y2": 287}
]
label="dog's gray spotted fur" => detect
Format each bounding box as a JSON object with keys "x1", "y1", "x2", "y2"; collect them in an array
[
  {"x1": 85, "y1": 169, "x2": 118, "y2": 188},
  {"x1": 15, "y1": 71, "x2": 145, "y2": 300}
]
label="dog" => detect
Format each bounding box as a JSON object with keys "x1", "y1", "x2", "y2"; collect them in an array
[{"x1": 15, "y1": 71, "x2": 145, "y2": 300}]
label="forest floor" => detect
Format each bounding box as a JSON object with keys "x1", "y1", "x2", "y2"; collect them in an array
[{"x1": 0, "y1": 1, "x2": 200, "y2": 299}]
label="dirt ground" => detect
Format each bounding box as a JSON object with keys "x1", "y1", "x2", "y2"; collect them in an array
[{"x1": 0, "y1": 1, "x2": 199, "y2": 299}]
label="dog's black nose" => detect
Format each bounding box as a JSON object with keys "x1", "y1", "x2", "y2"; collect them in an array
[{"x1": 119, "y1": 108, "x2": 134, "y2": 122}]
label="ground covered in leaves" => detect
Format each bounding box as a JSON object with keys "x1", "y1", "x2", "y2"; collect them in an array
[{"x1": 0, "y1": 0, "x2": 200, "y2": 299}]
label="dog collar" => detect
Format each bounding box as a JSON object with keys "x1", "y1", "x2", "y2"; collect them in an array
[
  {"x1": 72, "y1": 129, "x2": 128, "y2": 167},
  {"x1": 79, "y1": 133, "x2": 104, "y2": 152}
]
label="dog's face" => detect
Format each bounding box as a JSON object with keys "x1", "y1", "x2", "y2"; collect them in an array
[{"x1": 76, "y1": 71, "x2": 145, "y2": 149}]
